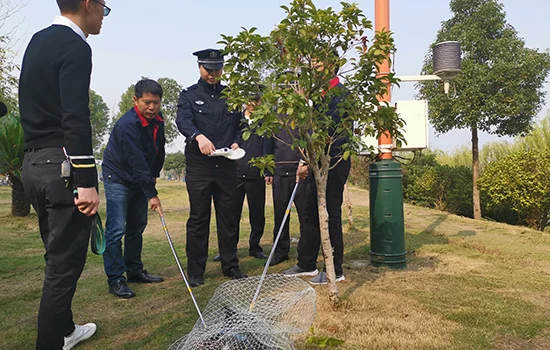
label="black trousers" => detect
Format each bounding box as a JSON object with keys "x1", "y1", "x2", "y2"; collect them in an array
[
  {"x1": 298, "y1": 159, "x2": 351, "y2": 276},
  {"x1": 22, "y1": 148, "x2": 92, "y2": 350},
  {"x1": 235, "y1": 177, "x2": 266, "y2": 254},
  {"x1": 272, "y1": 175, "x2": 308, "y2": 260},
  {"x1": 185, "y1": 161, "x2": 239, "y2": 277}
]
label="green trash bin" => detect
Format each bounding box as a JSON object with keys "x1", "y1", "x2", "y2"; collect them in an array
[{"x1": 369, "y1": 159, "x2": 406, "y2": 268}]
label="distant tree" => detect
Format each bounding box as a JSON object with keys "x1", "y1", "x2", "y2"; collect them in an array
[
  {"x1": 417, "y1": 0, "x2": 550, "y2": 220},
  {"x1": 0, "y1": 36, "x2": 17, "y2": 108},
  {"x1": 478, "y1": 150, "x2": 550, "y2": 231},
  {"x1": 0, "y1": 112, "x2": 30, "y2": 216},
  {"x1": 115, "y1": 83, "x2": 135, "y2": 123},
  {"x1": 157, "y1": 77, "x2": 182, "y2": 143},
  {"x1": 89, "y1": 90, "x2": 110, "y2": 156},
  {"x1": 0, "y1": 2, "x2": 29, "y2": 216},
  {"x1": 115, "y1": 77, "x2": 182, "y2": 144},
  {"x1": 515, "y1": 110, "x2": 550, "y2": 152},
  {"x1": 0, "y1": 0, "x2": 24, "y2": 110},
  {"x1": 163, "y1": 152, "x2": 186, "y2": 180}
]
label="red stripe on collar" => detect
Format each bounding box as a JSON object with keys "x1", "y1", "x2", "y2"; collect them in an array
[
  {"x1": 329, "y1": 76, "x2": 340, "y2": 89},
  {"x1": 134, "y1": 107, "x2": 163, "y2": 127},
  {"x1": 322, "y1": 77, "x2": 340, "y2": 97}
]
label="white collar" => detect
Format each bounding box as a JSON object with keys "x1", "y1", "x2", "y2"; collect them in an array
[{"x1": 52, "y1": 15, "x2": 87, "y2": 42}]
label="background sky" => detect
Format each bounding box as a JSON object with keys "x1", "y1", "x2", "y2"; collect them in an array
[{"x1": 4, "y1": 0, "x2": 550, "y2": 153}]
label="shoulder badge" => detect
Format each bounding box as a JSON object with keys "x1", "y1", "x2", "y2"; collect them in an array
[{"x1": 195, "y1": 100, "x2": 205, "y2": 106}]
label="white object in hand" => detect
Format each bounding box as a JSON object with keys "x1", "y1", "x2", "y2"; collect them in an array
[{"x1": 209, "y1": 147, "x2": 246, "y2": 160}]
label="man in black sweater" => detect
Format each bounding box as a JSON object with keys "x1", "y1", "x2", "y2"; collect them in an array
[
  {"x1": 282, "y1": 58, "x2": 351, "y2": 284},
  {"x1": 19, "y1": 1, "x2": 109, "y2": 349}
]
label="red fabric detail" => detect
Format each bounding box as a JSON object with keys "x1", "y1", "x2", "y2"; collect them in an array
[
  {"x1": 134, "y1": 107, "x2": 162, "y2": 152},
  {"x1": 322, "y1": 77, "x2": 340, "y2": 97}
]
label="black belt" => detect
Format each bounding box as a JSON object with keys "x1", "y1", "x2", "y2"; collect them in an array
[{"x1": 24, "y1": 148, "x2": 44, "y2": 153}]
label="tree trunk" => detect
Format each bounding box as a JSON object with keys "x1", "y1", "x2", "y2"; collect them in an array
[
  {"x1": 310, "y1": 160, "x2": 339, "y2": 304},
  {"x1": 343, "y1": 182, "x2": 354, "y2": 229},
  {"x1": 10, "y1": 175, "x2": 30, "y2": 217},
  {"x1": 471, "y1": 125, "x2": 482, "y2": 220}
]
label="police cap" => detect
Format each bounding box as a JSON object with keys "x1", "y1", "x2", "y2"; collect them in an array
[{"x1": 193, "y1": 48, "x2": 224, "y2": 70}]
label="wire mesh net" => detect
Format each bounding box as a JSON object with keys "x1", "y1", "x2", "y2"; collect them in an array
[{"x1": 169, "y1": 274, "x2": 316, "y2": 350}]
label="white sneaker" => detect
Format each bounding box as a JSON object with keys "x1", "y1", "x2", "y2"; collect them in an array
[{"x1": 63, "y1": 323, "x2": 97, "y2": 350}]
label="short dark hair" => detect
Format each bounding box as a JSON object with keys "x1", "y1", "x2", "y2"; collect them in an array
[
  {"x1": 135, "y1": 79, "x2": 163, "y2": 100},
  {"x1": 56, "y1": 0, "x2": 81, "y2": 13}
]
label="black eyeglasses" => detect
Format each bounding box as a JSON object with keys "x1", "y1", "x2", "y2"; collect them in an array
[{"x1": 92, "y1": 0, "x2": 111, "y2": 17}]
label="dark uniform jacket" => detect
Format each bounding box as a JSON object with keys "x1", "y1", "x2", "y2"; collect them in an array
[
  {"x1": 176, "y1": 79, "x2": 242, "y2": 166},
  {"x1": 102, "y1": 107, "x2": 165, "y2": 199},
  {"x1": 264, "y1": 123, "x2": 302, "y2": 177},
  {"x1": 236, "y1": 117, "x2": 265, "y2": 180}
]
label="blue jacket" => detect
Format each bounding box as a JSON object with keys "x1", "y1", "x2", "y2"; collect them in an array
[{"x1": 102, "y1": 107, "x2": 165, "y2": 199}]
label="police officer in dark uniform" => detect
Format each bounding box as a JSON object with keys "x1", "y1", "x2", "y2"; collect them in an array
[
  {"x1": 234, "y1": 91, "x2": 269, "y2": 259},
  {"x1": 213, "y1": 90, "x2": 268, "y2": 262},
  {"x1": 176, "y1": 48, "x2": 247, "y2": 287}
]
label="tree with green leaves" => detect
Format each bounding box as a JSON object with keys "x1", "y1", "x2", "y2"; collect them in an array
[
  {"x1": 0, "y1": 1, "x2": 23, "y2": 110},
  {"x1": 221, "y1": 0, "x2": 403, "y2": 302},
  {"x1": 1, "y1": 3, "x2": 29, "y2": 217},
  {"x1": 163, "y1": 151, "x2": 186, "y2": 180},
  {"x1": 115, "y1": 77, "x2": 182, "y2": 144},
  {"x1": 0, "y1": 111, "x2": 30, "y2": 216},
  {"x1": 417, "y1": 0, "x2": 550, "y2": 220},
  {"x1": 89, "y1": 89, "x2": 110, "y2": 156},
  {"x1": 478, "y1": 150, "x2": 550, "y2": 231}
]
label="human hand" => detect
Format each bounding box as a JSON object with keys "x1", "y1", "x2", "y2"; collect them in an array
[
  {"x1": 196, "y1": 134, "x2": 215, "y2": 155},
  {"x1": 74, "y1": 187, "x2": 100, "y2": 216}
]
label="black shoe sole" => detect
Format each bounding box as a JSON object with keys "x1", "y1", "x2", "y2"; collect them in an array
[
  {"x1": 109, "y1": 290, "x2": 135, "y2": 299},
  {"x1": 127, "y1": 279, "x2": 164, "y2": 283},
  {"x1": 224, "y1": 275, "x2": 248, "y2": 279},
  {"x1": 249, "y1": 253, "x2": 268, "y2": 259}
]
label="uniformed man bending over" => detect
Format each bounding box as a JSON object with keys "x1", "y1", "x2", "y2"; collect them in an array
[{"x1": 176, "y1": 48, "x2": 247, "y2": 287}]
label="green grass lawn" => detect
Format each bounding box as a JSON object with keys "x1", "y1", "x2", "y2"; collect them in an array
[{"x1": 1, "y1": 181, "x2": 550, "y2": 349}]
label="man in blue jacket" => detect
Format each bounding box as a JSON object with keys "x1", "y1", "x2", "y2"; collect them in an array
[{"x1": 102, "y1": 79, "x2": 166, "y2": 298}]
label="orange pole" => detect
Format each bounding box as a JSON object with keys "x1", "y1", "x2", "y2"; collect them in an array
[{"x1": 375, "y1": 0, "x2": 393, "y2": 160}]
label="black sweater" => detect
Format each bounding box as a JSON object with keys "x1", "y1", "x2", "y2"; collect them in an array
[
  {"x1": 264, "y1": 125, "x2": 303, "y2": 177},
  {"x1": 236, "y1": 118, "x2": 265, "y2": 179},
  {"x1": 19, "y1": 25, "x2": 97, "y2": 187}
]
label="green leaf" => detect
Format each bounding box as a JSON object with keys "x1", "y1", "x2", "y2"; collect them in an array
[{"x1": 343, "y1": 150, "x2": 350, "y2": 161}]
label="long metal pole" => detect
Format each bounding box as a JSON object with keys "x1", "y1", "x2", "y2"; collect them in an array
[
  {"x1": 159, "y1": 214, "x2": 207, "y2": 328},
  {"x1": 250, "y1": 180, "x2": 301, "y2": 310}
]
